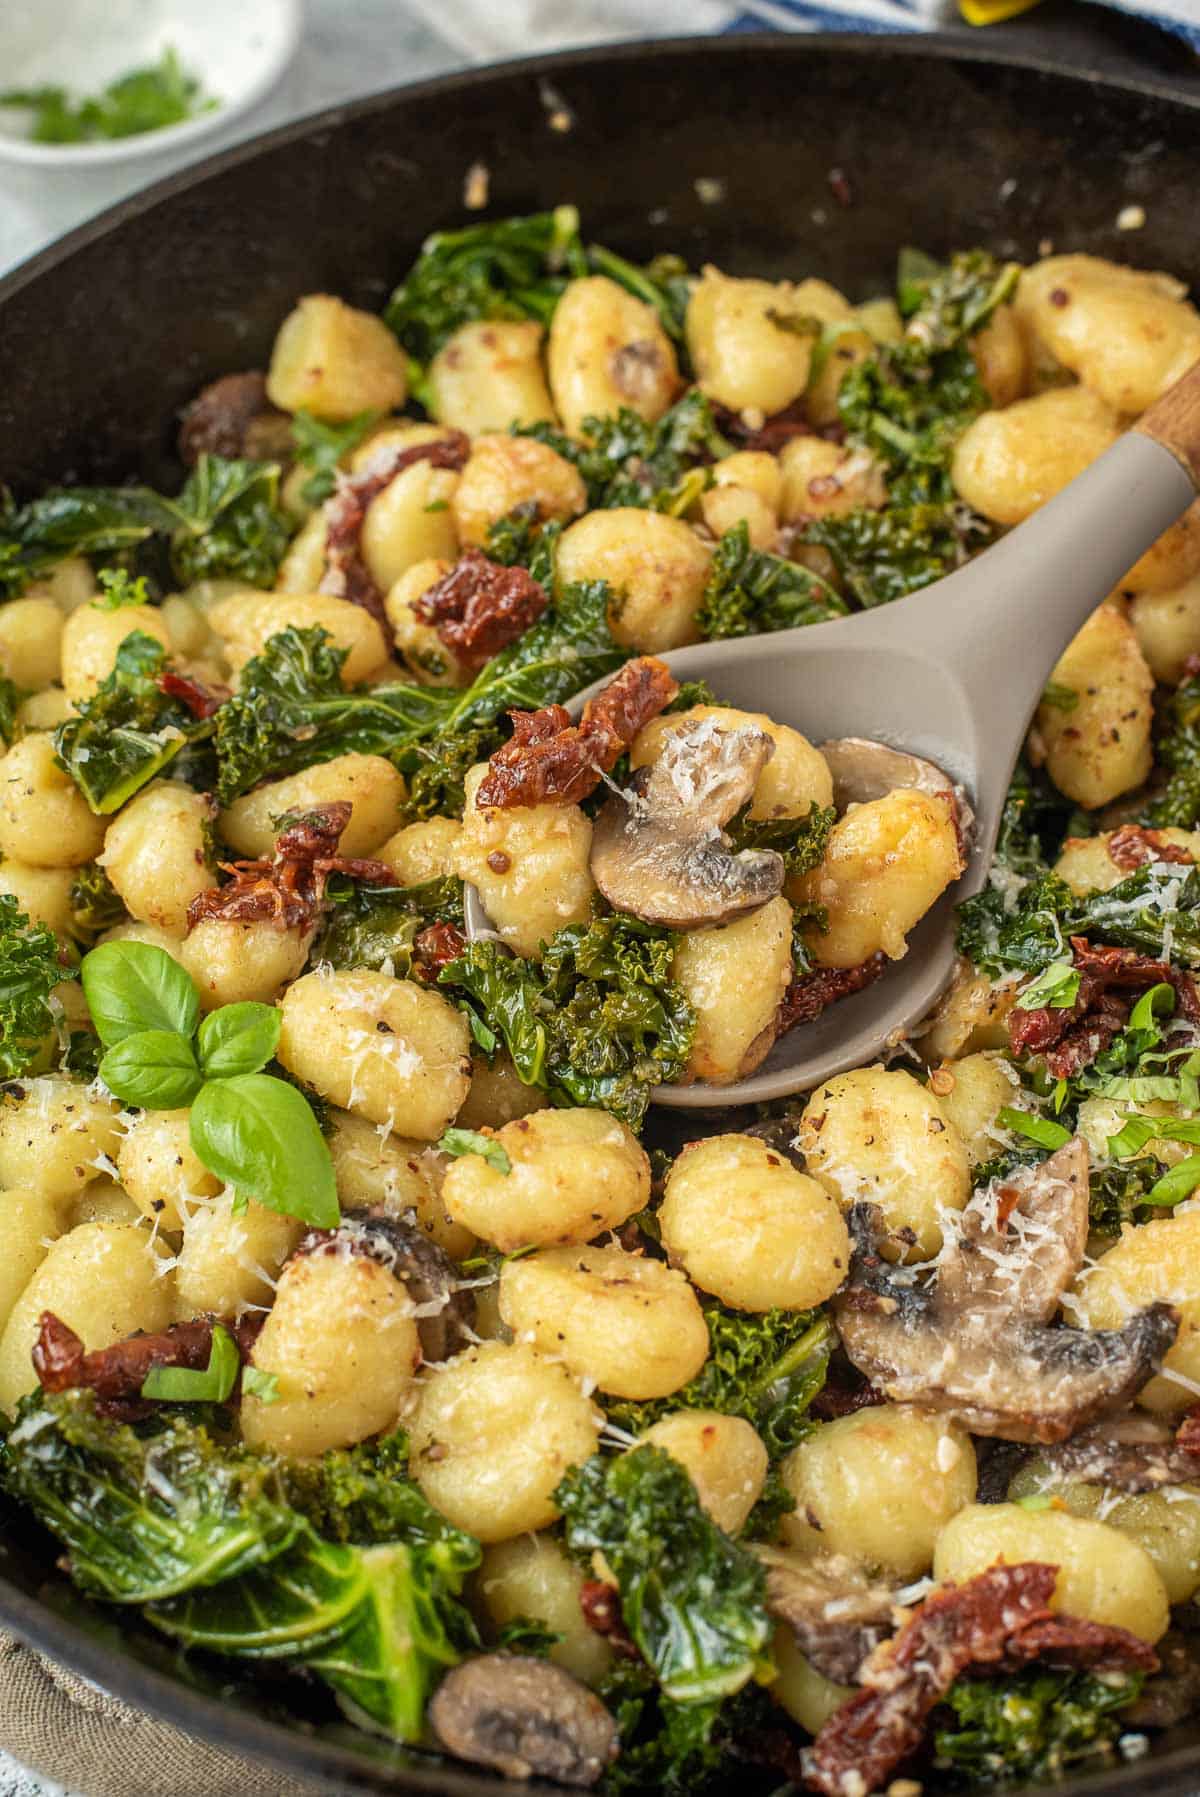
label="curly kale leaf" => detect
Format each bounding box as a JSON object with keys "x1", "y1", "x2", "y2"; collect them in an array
[
  {"x1": 956, "y1": 863, "x2": 1200, "y2": 979},
  {"x1": 1145, "y1": 665, "x2": 1200, "y2": 828},
  {"x1": 993, "y1": 758, "x2": 1080, "y2": 879},
  {"x1": 290, "y1": 409, "x2": 381, "y2": 507},
  {"x1": 485, "y1": 505, "x2": 563, "y2": 586},
  {"x1": 384, "y1": 207, "x2": 694, "y2": 371},
  {"x1": 557, "y1": 1446, "x2": 771, "y2": 1705},
  {"x1": 0, "y1": 677, "x2": 20, "y2": 749},
  {"x1": 4, "y1": 1392, "x2": 479, "y2": 1744},
  {"x1": 1088, "y1": 1158, "x2": 1164, "y2": 1235},
  {"x1": 934, "y1": 1666, "x2": 1143, "y2": 1785},
  {"x1": 168, "y1": 457, "x2": 291, "y2": 588},
  {"x1": 384, "y1": 206, "x2": 586, "y2": 365},
  {"x1": 601, "y1": 1663, "x2": 727, "y2": 1794},
  {"x1": 697, "y1": 521, "x2": 848, "y2": 638},
  {"x1": 518, "y1": 390, "x2": 730, "y2": 513},
  {"x1": 0, "y1": 894, "x2": 70, "y2": 1080},
  {"x1": 441, "y1": 913, "x2": 695, "y2": 1129},
  {"x1": 799, "y1": 250, "x2": 1014, "y2": 610},
  {"x1": 726, "y1": 800, "x2": 836, "y2": 880},
  {"x1": 69, "y1": 863, "x2": 127, "y2": 937},
  {"x1": 54, "y1": 630, "x2": 217, "y2": 814},
  {"x1": 318, "y1": 876, "x2": 464, "y2": 974},
  {"x1": 605, "y1": 1309, "x2": 833, "y2": 1458},
  {"x1": 804, "y1": 498, "x2": 991, "y2": 611},
  {"x1": 216, "y1": 578, "x2": 621, "y2": 812},
  {"x1": 0, "y1": 455, "x2": 291, "y2": 599}
]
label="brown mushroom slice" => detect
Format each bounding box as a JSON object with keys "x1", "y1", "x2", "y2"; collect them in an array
[
  {"x1": 590, "y1": 719, "x2": 785, "y2": 929},
  {"x1": 1040, "y1": 1411, "x2": 1200, "y2": 1492},
  {"x1": 819, "y1": 735, "x2": 975, "y2": 850},
  {"x1": 835, "y1": 1138, "x2": 1179, "y2": 1444},
  {"x1": 429, "y1": 1654, "x2": 619, "y2": 1787},
  {"x1": 756, "y1": 1547, "x2": 900, "y2": 1684},
  {"x1": 293, "y1": 1214, "x2": 473, "y2": 1363}
]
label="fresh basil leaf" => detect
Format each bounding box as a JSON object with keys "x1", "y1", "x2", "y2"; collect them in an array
[
  {"x1": 1146, "y1": 1155, "x2": 1200, "y2": 1207},
  {"x1": 1019, "y1": 959, "x2": 1080, "y2": 1011},
  {"x1": 1129, "y1": 983, "x2": 1178, "y2": 1033},
  {"x1": 241, "y1": 1365, "x2": 280, "y2": 1406},
  {"x1": 1107, "y1": 1115, "x2": 1159, "y2": 1160},
  {"x1": 197, "y1": 1002, "x2": 282, "y2": 1081},
  {"x1": 141, "y1": 1324, "x2": 239, "y2": 1403},
  {"x1": 996, "y1": 1107, "x2": 1072, "y2": 1151},
  {"x1": 437, "y1": 1126, "x2": 511, "y2": 1175},
  {"x1": 81, "y1": 941, "x2": 200, "y2": 1047},
  {"x1": 99, "y1": 1029, "x2": 203, "y2": 1110},
  {"x1": 189, "y1": 1073, "x2": 338, "y2": 1227}
]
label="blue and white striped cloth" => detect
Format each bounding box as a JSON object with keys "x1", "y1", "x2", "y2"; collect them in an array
[{"x1": 405, "y1": 0, "x2": 1200, "y2": 62}]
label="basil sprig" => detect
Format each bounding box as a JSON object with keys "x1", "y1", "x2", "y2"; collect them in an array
[
  {"x1": 437, "y1": 1126, "x2": 511, "y2": 1175},
  {"x1": 141, "y1": 1324, "x2": 239, "y2": 1403},
  {"x1": 81, "y1": 942, "x2": 337, "y2": 1227}
]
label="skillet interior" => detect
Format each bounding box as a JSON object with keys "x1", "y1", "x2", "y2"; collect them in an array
[{"x1": 1, "y1": 32, "x2": 1200, "y2": 1796}]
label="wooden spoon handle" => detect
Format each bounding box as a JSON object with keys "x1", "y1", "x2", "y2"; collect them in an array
[{"x1": 1134, "y1": 355, "x2": 1200, "y2": 490}]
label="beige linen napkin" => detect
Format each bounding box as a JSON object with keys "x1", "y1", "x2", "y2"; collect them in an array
[{"x1": 0, "y1": 1635, "x2": 335, "y2": 1797}]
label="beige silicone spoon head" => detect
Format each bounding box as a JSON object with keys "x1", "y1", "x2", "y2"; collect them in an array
[{"x1": 464, "y1": 369, "x2": 1200, "y2": 1108}]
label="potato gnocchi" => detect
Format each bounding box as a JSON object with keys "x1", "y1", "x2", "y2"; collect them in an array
[{"x1": 0, "y1": 212, "x2": 1198, "y2": 1795}]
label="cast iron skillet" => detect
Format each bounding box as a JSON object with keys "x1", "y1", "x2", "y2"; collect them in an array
[{"x1": 2, "y1": 32, "x2": 1200, "y2": 1797}]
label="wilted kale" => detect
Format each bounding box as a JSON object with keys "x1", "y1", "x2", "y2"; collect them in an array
[
  {"x1": 601, "y1": 1664, "x2": 727, "y2": 1794},
  {"x1": 54, "y1": 631, "x2": 217, "y2": 814},
  {"x1": 556, "y1": 1446, "x2": 771, "y2": 1704},
  {"x1": 725, "y1": 800, "x2": 836, "y2": 880},
  {"x1": 519, "y1": 390, "x2": 730, "y2": 512},
  {"x1": 991, "y1": 757, "x2": 1079, "y2": 879},
  {"x1": 441, "y1": 914, "x2": 695, "y2": 1129},
  {"x1": 485, "y1": 506, "x2": 562, "y2": 586},
  {"x1": 318, "y1": 876, "x2": 464, "y2": 975},
  {"x1": 3, "y1": 1392, "x2": 479, "y2": 1743},
  {"x1": 934, "y1": 1666, "x2": 1143, "y2": 1784},
  {"x1": 1145, "y1": 664, "x2": 1200, "y2": 829},
  {"x1": 697, "y1": 521, "x2": 848, "y2": 638},
  {"x1": 384, "y1": 207, "x2": 693, "y2": 371},
  {"x1": 1088, "y1": 1158, "x2": 1164, "y2": 1235},
  {"x1": 956, "y1": 863, "x2": 1200, "y2": 979},
  {"x1": 384, "y1": 206, "x2": 587, "y2": 365},
  {"x1": 216, "y1": 576, "x2": 623, "y2": 813},
  {"x1": 605, "y1": 1308, "x2": 833, "y2": 1459},
  {"x1": 69, "y1": 863, "x2": 127, "y2": 937},
  {"x1": 0, "y1": 895, "x2": 69, "y2": 1080},
  {"x1": 0, "y1": 677, "x2": 20, "y2": 749},
  {"x1": 0, "y1": 455, "x2": 291, "y2": 599},
  {"x1": 290, "y1": 409, "x2": 381, "y2": 507},
  {"x1": 800, "y1": 249, "x2": 1015, "y2": 610},
  {"x1": 804, "y1": 499, "x2": 991, "y2": 611}
]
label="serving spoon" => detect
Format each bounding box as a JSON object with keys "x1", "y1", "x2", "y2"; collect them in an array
[{"x1": 465, "y1": 365, "x2": 1200, "y2": 1108}]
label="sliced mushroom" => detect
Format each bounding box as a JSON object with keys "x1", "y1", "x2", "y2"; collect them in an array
[
  {"x1": 835, "y1": 1138, "x2": 1179, "y2": 1443},
  {"x1": 589, "y1": 719, "x2": 785, "y2": 929},
  {"x1": 429, "y1": 1654, "x2": 619, "y2": 1787},
  {"x1": 819, "y1": 735, "x2": 974, "y2": 850},
  {"x1": 1040, "y1": 1411, "x2": 1200, "y2": 1493},
  {"x1": 178, "y1": 371, "x2": 292, "y2": 466},
  {"x1": 756, "y1": 1547, "x2": 900, "y2": 1684},
  {"x1": 294, "y1": 1214, "x2": 473, "y2": 1363}
]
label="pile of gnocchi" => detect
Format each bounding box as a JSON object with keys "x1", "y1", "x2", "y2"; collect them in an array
[{"x1": 2, "y1": 225, "x2": 1200, "y2": 1794}]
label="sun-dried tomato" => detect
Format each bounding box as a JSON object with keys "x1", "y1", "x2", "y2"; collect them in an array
[
  {"x1": 414, "y1": 548, "x2": 549, "y2": 672},
  {"x1": 187, "y1": 801, "x2": 392, "y2": 933},
  {"x1": 778, "y1": 954, "x2": 889, "y2": 1034},
  {"x1": 475, "y1": 657, "x2": 679, "y2": 809},
  {"x1": 320, "y1": 431, "x2": 470, "y2": 624},
  {"x1": 804, "y1": 1564, "x2": 1158, "y2": 1797},
  {"x1": 1107, "y1": 824, "x2": 1196, "y2": 873},
  {"x1": 714, "y1": 399, "x2": 815, "y2": 455},
  {"x1": 156, "y1": 668, "x2": 225, "y2": 719},
  {"x1": 579, "y1": 1581, "x2": 639, "y2": 1660},
  {"x1": 32, "y1": 1310, "x2": 262, "y2": 1421},
  {"x1": 413, "y1": 921, "x2": 466, "y2": 976},
  {"x1": 178, "y1": 372, "x2": 290, "y2": 466},
  {"x1": 1009, "y1": 936, "x2": 1200, "y2": 1076}
]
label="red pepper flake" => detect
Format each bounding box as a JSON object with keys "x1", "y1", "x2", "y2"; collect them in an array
[
  {"x1": 1049, "y1": 287, "x2": 1071, "y2": 307},
  {"x1": 827, "y1": 167, "x2": 853, "y2": 208},
  {"x1": 579, "y1": 1580, "x2": 639, "y2": 1660}
]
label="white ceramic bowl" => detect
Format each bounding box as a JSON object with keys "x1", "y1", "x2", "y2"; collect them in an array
[{"x1": 0, "y1": 0, "x2": 302, "y2": 168}]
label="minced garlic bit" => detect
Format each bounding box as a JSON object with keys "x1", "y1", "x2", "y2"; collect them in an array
[
  {"x1": 462, "y1": 162, "x2": 490, "y2": 211},
  {"x1": 1117, "y1": 204, "x2": 1146, "y2": 232},
  {"x1": 694, "y1": 176, "x2": 726, "y2": 206}
]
